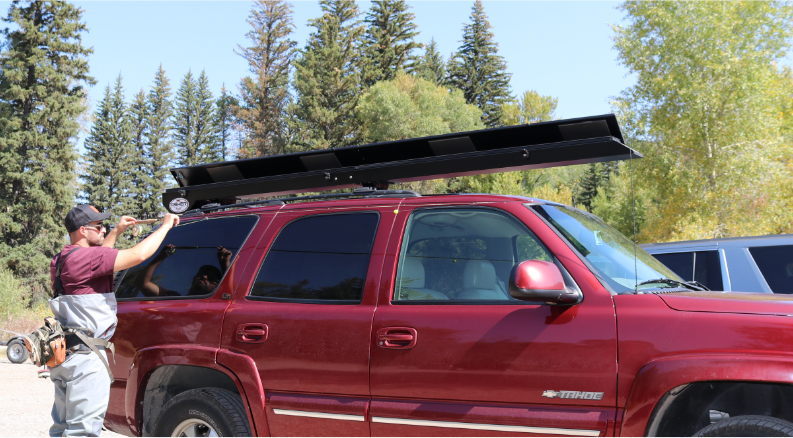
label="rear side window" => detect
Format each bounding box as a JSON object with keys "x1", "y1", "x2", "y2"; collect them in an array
[
  {"x1": 249, "y1": 213, "x2": 379, "y2": 303},
  {"x1": 653, "y1": 251, "x2": 723, "y2": 290},
  {"x1": 749, "y1": 245, "x2": 793, "y2": 294},
  {"x1": 115, "y1": 216, "x2": 258, "y2": 299}
]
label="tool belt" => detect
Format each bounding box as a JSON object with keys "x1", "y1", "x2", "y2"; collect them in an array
[{"x1": 24, "y1": 317, "x2": 116, "y2": 383}]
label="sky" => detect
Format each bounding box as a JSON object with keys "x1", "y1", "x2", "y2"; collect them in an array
[{"x1": 0, "y1": 1, "x2": 636, "y2": 149}]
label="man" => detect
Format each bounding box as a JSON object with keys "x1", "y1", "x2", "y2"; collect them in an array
[
  {"x1": 48, "y1": 205, "x2": 180, "y2": 437},
  {"x1": 135, "y1": 244, "x2": 232, "y2": 297}
]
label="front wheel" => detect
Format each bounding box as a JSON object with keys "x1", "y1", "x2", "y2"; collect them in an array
[
  {"x1": 151, "y1": 388, "x2": 251, "y2": 437},
  {"x1": 694, "y1": 415, "x2": 793, "y2": 437},
  {"x1": 6, "y1": 339, "x2": 29, "y2": 364}
]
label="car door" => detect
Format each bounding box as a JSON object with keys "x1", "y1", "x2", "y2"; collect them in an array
[
  {"x1": 109, "y1": 213, "x2": 265, "y2": 433},
  {"x1": 368, "y1": 201, "x2": 618, "y2": 437},
  {"x1": 221, "y1": 202, "x2": 400, "y2": 436}
]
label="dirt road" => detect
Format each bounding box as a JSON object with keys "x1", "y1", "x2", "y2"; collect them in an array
[{"x1": 0, "y1": 351, "x2": 126, "y2": 437}]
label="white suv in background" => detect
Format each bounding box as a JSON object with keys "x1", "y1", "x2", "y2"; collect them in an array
[{"x1": 641, "y1": 234, "x2": 793, "y2": 293}]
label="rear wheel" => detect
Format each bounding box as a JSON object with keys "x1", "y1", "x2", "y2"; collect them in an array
[
  {"x1": 694, "y1": 415, "x2": 793, "y2": 437},
  {"x1": 152, "y1": 388, "x2": 251, "y2": 437},
  {"x1": 6, "y1": 339, "x2": 28, "y2": 364}
]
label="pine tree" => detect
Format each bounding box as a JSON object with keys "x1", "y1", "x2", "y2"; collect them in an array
[
  {"x1": 236, "y1": 0, "x2": 297, "y2": 158},
  {"x1": 0, "y1": 0, "x2": 95, "y2": 290},
  {"x1": 414, "y1": 38, "x2": 445, "y2": 85},
  {"x1": 292, "y1": 0, "x2": 365, "y2": 150},
  {"x1": 576, "y1": 163, "x2": 616, "y2": 212},
  {"x1": 194, "y1": 71, "x2": 220, "y2": 163},
  {"x1": 361, "y1": 0, "x2": 421, "y2": 86},
  {"x1": 128, "y1": 89, "x2": 148, "y2": 218},
  {"x1": 174, "y1": 70, "x2": 220, "y2": 166},
  {"x1": 82, "y1": 76, "x2": 136, "y2": 225},
  {"x1": 174, "y1": 71, "x2": 199, "y2": 166},
  {"x1": 216, "y1": 85, "x2": 238, "y2": 161},
  {"x1": 448, "y1": 0, "x2": 512, "y2": 127},
  {"x1": 140, "y1": 65, "x2": 174, "y2": 219}
]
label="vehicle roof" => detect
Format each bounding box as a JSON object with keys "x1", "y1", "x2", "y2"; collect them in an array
[
  {"x1": 195, "y1": 193, "x2": 550, "y2": 218},
  {"x1": 641, "y1": 233, "x2": 793, "y2": 251}
]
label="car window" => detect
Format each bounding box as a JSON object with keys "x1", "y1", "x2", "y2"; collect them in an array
[
  {"x1": 393, "y1": 208, "x2": 553, "y2": 302},
  {"x1": 694, "y1": 251, "x2": 723, "y2": 291},
  {"x1": 654, "y1": 251, "x2": 723, "y2": 290},
  {"x1": 115, "y1": 216, "x2": 258, "y2": 300},
  {"x1": 748, "y1": 245, "x2": 793, "y2": 294},
  {"x1": 249, "y1": 213, "x2": 379, "y2": 303},
  {"x1": 531, "y1": 205, "x2": 682, "y2": 293},
  {"x1": 653, "y1": 252, "x2": 694, "y2": 281}
]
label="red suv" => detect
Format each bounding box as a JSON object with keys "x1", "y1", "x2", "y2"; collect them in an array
[{"x1": 105, "y1": 116, "x2": 793, "y2": 437}]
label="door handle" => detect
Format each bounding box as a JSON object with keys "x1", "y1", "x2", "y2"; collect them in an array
[
  {"x1": 236, "y1": 323, "x2": 268, "y2": 343},
  {"x1": 377, "y1": 327, "x2": 417, "y2": 349}
]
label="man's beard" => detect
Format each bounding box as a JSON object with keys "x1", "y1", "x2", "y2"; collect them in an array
[{"x1": 87, "y1": 235, "x2": 104, "y2": 246}]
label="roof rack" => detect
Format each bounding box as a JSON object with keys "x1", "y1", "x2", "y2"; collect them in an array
[
  {"x1": 179, "y1": 188, "x2": 421, "y2": 216},
  {"x1": 162, "y1": 114, "x2": 639, "y2": 213}
]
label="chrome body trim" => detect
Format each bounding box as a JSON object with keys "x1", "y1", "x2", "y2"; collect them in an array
[
  {"x1": 370, "y1": 416, "x2": 601, "y2": 436},
  {"x1": 272, "y1": 409, "x2": 365, "y2": 422}
]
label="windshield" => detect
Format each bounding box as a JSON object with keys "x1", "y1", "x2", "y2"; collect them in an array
[{"x1": 529, "y1": 204, "x2": 683, "y2": 293}]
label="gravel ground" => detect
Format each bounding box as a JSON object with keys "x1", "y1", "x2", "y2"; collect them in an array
[{"x1": 0, "y1": 347, "x2": 126, "y2": 437}]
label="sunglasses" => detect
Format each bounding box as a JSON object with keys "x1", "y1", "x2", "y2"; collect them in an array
[{"x1": 84, "y1": 223, "x2": 106, "y2": 232}]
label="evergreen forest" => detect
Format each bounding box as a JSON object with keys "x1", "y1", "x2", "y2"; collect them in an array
[{"x1": 1, "y1": 0, "x2": 793, "y2": 312}]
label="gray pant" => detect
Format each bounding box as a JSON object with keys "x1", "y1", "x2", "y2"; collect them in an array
[{"x1": 49, "y1": 349, "x2": 110, "y2": 437}]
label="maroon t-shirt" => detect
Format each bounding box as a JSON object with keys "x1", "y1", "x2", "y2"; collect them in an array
[{"x1": 49, "y1": 245, "x2": 119, "y2": 295}]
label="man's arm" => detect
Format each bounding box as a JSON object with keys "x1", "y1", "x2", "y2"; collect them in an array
[
  {"x1": 114, "y1": 214, "x2": 180, "y2": 272},
  {"x1": 135, "y1": 245, "x2": 173, "y2": 296},
  {"x1": 103, "y1": 216, "x2": 136, "y2": 248}
]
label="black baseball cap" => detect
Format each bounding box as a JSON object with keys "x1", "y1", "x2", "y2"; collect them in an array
[{"x1": 65, "y1": 205, "x2": 111, "y2": 233}]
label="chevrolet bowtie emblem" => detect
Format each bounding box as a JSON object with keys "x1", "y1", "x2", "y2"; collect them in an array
[{"x1": 542, "y1": 390, "x2": 604, "y2": 400}]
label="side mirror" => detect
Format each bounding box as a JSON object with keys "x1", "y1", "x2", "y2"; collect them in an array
[{"x1": 509, "y1": 260, "x2": 582, "y2": 305}]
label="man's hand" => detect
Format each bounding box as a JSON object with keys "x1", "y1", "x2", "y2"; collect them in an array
[
  {"x1": 156, "y1": 244, "x2": 176, "y2": 260},
  {"x1": 217, "y1": 246, "x2": 232, "y2": 271},
  {"x1": 162, "y1": 213, "x2": 180, "y2": 229},
  {"x1": 116, "y1": 216, "x2": 137, "y2": 234}
]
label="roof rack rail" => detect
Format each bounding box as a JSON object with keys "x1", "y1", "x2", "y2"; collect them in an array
[
  {"x1": 176, "y1": 188, "x2": 421, "y2": 216},
  {"x1": 162, "y1": 114, "x2": 639, "y2": 213}
]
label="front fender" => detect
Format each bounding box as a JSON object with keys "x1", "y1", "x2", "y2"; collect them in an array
[
  {"x1": 621, "y1": 353, "x2": 793, "y2": 436},
  {"x1": 125, "y1": 345, "x2": 242, "y2": 436}
]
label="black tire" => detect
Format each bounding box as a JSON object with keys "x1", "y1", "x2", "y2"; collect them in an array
[
  {"x1": 6, "y1": 339, "x2": 29, "y2": 364},
  {"x1": 151, "y1": 388, "x2": 251, "y2": 437},
  {"x1": 694, "y1": 415, "x2": 793, "y2": 437}
]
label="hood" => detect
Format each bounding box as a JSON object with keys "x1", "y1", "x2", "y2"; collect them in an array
[{"x1": 659, "y1": 291, "x2": 793, "y2": 316}]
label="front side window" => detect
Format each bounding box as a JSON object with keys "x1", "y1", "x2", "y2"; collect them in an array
[
  {"x1": 394, "y1": 208, "x2": 554, "y2": 302},
  {"x1": 749, "y1": 245, "x2": 793, "y2": 294},
  {"x1": 249, "y1": 213, "x2": 379, "y2": 303},
  {"x1": 531, "y1": 204, "x2": 682, "y2": 293},
  {"x1": 115, "y1": 215, "x2": 258, "y2": 299}
]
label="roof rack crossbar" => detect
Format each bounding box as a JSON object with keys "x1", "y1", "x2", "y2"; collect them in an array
[{"x1": 163, "y1": 114, "x2": 639, "y2": 213}]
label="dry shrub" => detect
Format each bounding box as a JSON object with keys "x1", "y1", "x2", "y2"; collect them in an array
[{"x1": 0, "y1": 268, "x2": 51, "y2": 342}]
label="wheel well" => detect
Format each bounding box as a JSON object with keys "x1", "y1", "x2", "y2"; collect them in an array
[
  {"x1": 646, "y1": 381, "x2": 793, "y2": 436},
  {"x1": 141, "y1": 365, "x2": 240, "y2": 437}
]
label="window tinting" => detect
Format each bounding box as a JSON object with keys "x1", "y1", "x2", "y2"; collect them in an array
[
  {"x1": 394, "y1": 208, "x2": 555, "y2": 302},
  {"x1": 749, "y1": 245, "x2": 793, "y2": 294},
  {"x1": 694, "y1": 251, "x2": 723, "y2": 291},
  {"x1": 653, "y1": 252, "x2": 694, "y2": 282},
  {"x1": 250, "y1": 213, "x2": 379, "y2": 302},
  {"x1": 653, "y1": 251, "x2": 723, "y2": 290},
  {"x1": 115, "y1": 216, "x2": 258, "y2": 299}
]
